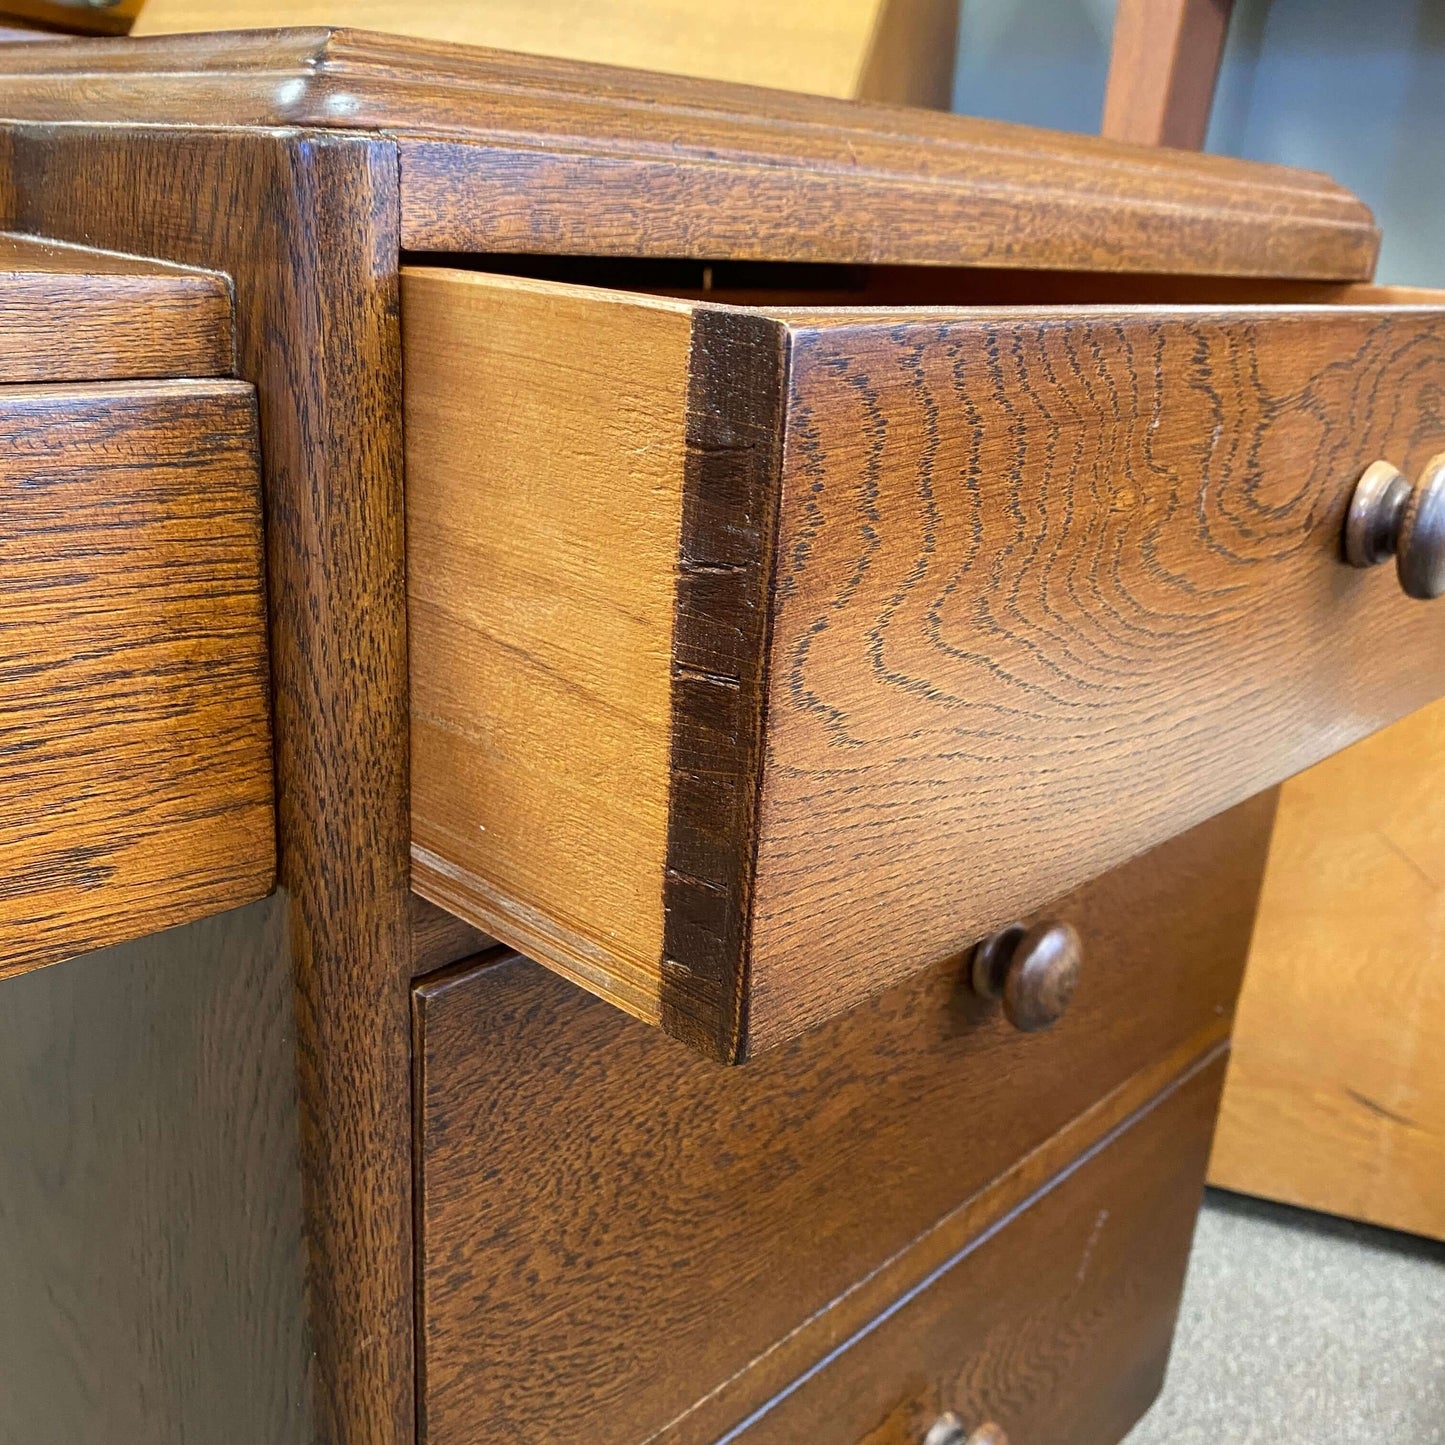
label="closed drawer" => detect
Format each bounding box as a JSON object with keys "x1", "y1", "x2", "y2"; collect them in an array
[
  {"x1": 405, "y1": 268, "x2": 1445, "y2": 1059},
  {"x1": 412, "y1": 797, "x2": 1270, "y2": 1445},
  {"x1": 733, "y1": 1050, "x2": 1227, "y2": 1445},
  {"x1": 0, "y1": 378, "x2": 275, "y2": 979}
]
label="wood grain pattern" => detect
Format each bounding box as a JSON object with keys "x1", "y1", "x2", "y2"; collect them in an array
[
  {"x1": 747, "y1": 303, "x2": 1445, "y2": 1051},
  {"x1": 0, "y1": 379, "x2": 274, "y2": 980},
  {"x1": 405, "y1": 270, "x2": 694, "y2": 1023},
  {"x1": 1210, "y1": 696, "x2": 1445, "y2": 1240},
  {"x1": 647, "y1": 1022, "x2": 1236, "y2": 1445},
  {"x1": 0, "y1": 28, "x2": 1378, "y2": 279},
  {"x1": 133, "y1": 0, "x2": 960, "y2": 108},
  {"x1": 0, "y1": 896, "x2": 312, "y2": 1445},
  {"x1": 0, "y1": 125, "x2": 413, "y2": 1444},
  {"x1": 0, "y1": 230, "x2": 233, "y2": 382},
  {"x1": 1102, "y1": 0, "x2": 1233, "y2": 150},
  {"x1": 662, "y1": 306, "x2": 786, "y2": 1057},
  {"x1": 413, "y1": 796, "x2": 1273, "y2": 1444},
  {"x1": 736, "y1": 1051, "x2": 1228, "y2": 1445},
  {"x1": 407, "y1": 269, "x2": 1445, "y2": 1057}
]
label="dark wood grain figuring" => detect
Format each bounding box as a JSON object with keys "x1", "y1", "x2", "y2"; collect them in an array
[
  {"x1": 662, "y1": 308, "x2": 786, "y2": 1058},
  {"x1": 735, "y1": 1051, "x2": 1228, "y2": 1445},
  {"x1": 0, "y1": 896, "x2": 312, "y2": 1445},
  {"x1": 745, "y1": 305, "x2": 1445, "y2": 1052},
  {"x1": 0, "y1": 28, "x2": 1378, "y2": 279},
  {"x1": 0, "y1": 378, "x2": 275, "y2": 979},
  {"x1": 0, "y1": 230, "x2": 233, "y2": 381},
  {"x1": 0, "y1": 125, "x2": 413, "y2": 1444},
  {"x1": 413, "y1": 795, "x2": 1273, "y2": 1445}
]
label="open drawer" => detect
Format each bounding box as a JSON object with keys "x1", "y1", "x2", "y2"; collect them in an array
[{"x1": 404, "y1": 267, "x2": 1445, "y2": 1060}]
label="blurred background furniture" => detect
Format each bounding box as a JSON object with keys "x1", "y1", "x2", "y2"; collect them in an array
[
  {"x1": 1208, "y1": 702, "x2": 1445, "y2": 1240},
  {"x1": 1102, "y1": 0, "x2": 1233, "y2": 146},
  {"x1": 0, "y1": 0, "x2": 961, "y2": 105}
]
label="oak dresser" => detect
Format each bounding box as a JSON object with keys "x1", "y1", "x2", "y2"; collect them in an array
[{"x1": 0, "y1": 28, "x2": 1442, "y2": 1445}]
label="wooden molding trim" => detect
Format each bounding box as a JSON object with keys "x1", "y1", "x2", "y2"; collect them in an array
[{"x1": 0, "y1": 27, "x2": 1378, "y2": 278}]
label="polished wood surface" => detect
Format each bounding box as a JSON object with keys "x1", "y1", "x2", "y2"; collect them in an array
[
  {"x1": 1, "y1": 129, "x2": 415, "y2": 1445},
  {"x1": 407, "y1": 267, "x2": 1445, "y2": 1057},
  {"x1": 971, "y1": 921, "x2": 1083, "y2": 1033},
  {"x1": 1344, "y1": 452, "x2": 1445, "y2": 599},
  {"x1": 1211, "y1": 698, "x2": 1445, "y2": 1240},
  {"x1": 0, "y1": 379, "x2": 274, "y2": 980},
  {"x1": 0, "y1": 33, "x2": 1407, "y2": 1443},
  {"x1": 0, "y1": 896, "x2": 312, "y2": 1444},
  {"x1": 1102, "y1": 0, "x2": 1233, "y2": 149},
  {"x1": 133, "y1": 0, "x2": 961, "y2": 108},
  {"x1": 413, "y1": 796, "x2": 1273, "y2": 1444},
  {"x1": 0, "y1": 28, "x2": 1378, "y2": 278},
  {"x1": 0, "y1": 231, "x2": 233, "y2": 382},
  {"x1": 1210, "y1": 279, "x2": 1445, "y2": 1240},
  {"x1": 748, "y1": 301, "x2": 1445, "y2": 1050},
  {"x1": 738, "y1": 1051, "x2": 1227, "y2": 1445}
]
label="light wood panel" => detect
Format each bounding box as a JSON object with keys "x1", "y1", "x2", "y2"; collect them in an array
[
  {"x1": 0, "y1": 28, "x2": 1379, "y2": 278},
  {"x1": 132, "y1": 0, "x2": 960, "y2": 108},
  {"x1": 1210, "y1": 697, "x2": 1445, "y2": 1240},
  {"x1": 406, "y1": 268, "x2": 1445, "y2": 1059},
  {"x1": 405, "y1": 271, "x2": 694, "y2": 1023},
  {"x1": 0, "y1": 378, "x2": 274, "y2": 980},
  {"x1": 0, "y1": 230, "x2": 233, "y2": 382}
]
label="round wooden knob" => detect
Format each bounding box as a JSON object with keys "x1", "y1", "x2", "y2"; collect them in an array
[
  {"x1": 1344, "y1": 454, "x2": 1445, "y2": 599},
  {"x1": 971, "y1": 920, "x2": 1081, "y2": 1032},
  {"x1": 922, "y1": 1415, "x2": 1009, "y2": 1445}
]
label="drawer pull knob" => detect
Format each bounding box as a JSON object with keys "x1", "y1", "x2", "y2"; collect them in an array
[
  {"x1": 923, "y1": 1416, "x2": 1010, "y2": 1445},
  {"x1": 971, "y1": 920, "x2": 1082, "y2": 1032},
  {"x1": 1344, "y1": 455, "x2": 1445, "y2": 599}
]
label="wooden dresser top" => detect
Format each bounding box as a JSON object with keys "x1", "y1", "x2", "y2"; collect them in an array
[{"x1": 0, "y1": 27, "x2": 1377, "y2": 278}]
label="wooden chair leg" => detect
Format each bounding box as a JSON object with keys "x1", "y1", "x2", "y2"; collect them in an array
[{"x1": 1102, "y1": 0, "x2": 1235, "y2": 149}]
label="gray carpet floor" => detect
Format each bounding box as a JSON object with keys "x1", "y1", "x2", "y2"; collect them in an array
[{"x1": 1125, "y1": 1189, "x2": 1445, "y2": 1444}]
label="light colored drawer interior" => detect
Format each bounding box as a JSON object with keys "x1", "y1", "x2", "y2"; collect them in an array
[{"x1": 404, "y1": 265, "x2": 1445, "y2": 1059}]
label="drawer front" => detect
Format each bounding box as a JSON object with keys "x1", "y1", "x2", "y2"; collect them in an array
[
  {"x1": 413, "y1": 797, "x2": 1271, "y2": 1445},
  {"x1": 735, "y1": 1052, "x2": 1226, "y2": 1445},
  {"x1": 406, "y1": 268, "x2": 1445, "y2": 1058},
  {"x1": 0, "y1": 378, "x2": 275, "y2": 979}
]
